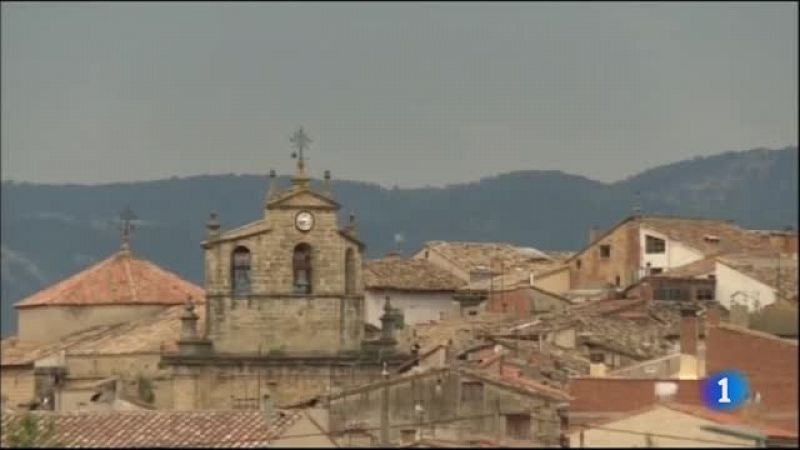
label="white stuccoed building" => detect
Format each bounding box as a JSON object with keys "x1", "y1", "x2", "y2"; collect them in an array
[{"x1": 363, "y1": 254, "x2": 464, "y2": 328}]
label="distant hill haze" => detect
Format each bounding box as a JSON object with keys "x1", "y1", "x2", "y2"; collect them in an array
[{"x1": 1, "y1": 146, "x2": 797, "y2": 336}]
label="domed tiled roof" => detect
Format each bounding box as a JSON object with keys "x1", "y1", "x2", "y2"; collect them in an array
[{"x1": 14, "y1": 249, "x2": 204, "y2": 309}]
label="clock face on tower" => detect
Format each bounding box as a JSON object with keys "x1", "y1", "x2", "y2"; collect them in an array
[{"x1": 295, "y1": 211, "x2": 314, "y2": 232}]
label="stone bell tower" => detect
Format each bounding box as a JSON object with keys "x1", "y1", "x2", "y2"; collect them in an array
[
  {"x1": 200, "y1": 127, "x2": 366, "y2": 356},
  {"x1": 161, "y1": 128, "x2": 411, "y2": 410}
]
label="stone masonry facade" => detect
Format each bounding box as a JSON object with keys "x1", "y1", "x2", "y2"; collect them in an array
[{"x1": 203, "y1": 188, "x2": 365, "y2": 355}]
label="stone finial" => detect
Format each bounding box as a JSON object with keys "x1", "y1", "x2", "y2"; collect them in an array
[
  {"x1": 206, "y1": 212, "x2": 221, "y2": 238},
  {"x1": 266, "y1": 169, "x2": 277, "y2": 203},
  {"x1": 380, "y1": 295, "x2": 399, "y2": 347},
  {"x1": 323, "y1": 170, "x2": 332, "y2": 195},
  {"x1": 346, "y1": 213, "x2": 358, "y2": 237},
  {"x1": 180, "y1": 296, "x2": 199, "y2": 341}
]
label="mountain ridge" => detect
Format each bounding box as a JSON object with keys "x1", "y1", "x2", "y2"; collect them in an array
[{"x1": 1, "y1": 145, "x2": 797, "y2": 336}]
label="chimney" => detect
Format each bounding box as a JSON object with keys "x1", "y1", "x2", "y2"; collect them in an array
[
  {"x1": 678, "y1": 303, "x2": 699, "y2": 380},
  {"x1": 498, "y1": 353, "x2": 505, "y2": 376},
  {"x1": 589, "y1": 226, "x2": 601, "y2": 244},
  {"x1": 261, "y1": 393, "x2": 273, "y2": 428},
  {"x1": 706, "y1": 303, "x2": 721, "y2": 328},
  {"x1": 588, "y1": 347, "x2": 606, "y2": 377},
  {"x1": 730, "y1": 303, "x2": 749, "y2": 328}
]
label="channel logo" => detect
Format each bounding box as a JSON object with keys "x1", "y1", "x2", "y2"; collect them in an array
[{"x1": 702, "y1": 370, "x2": 750, "y2": 411}]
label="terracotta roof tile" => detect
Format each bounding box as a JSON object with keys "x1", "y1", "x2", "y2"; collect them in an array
[
  {"x1": 640, "y1": 216, "x2": 786, "y2": 256},
  {"x1": 661, "y1": 403, "x2": 799, "y2": 439},
  {"x1": 1, "y1": 323, "x2": 133, "y2": 367},
  {"x1": 15, "y1": 250, "x2": 205, "y2": 308},
  {"x1": 2, "y1": 302, "x2": 207, "y2": 365},
  {"x1": 364, "y1": 257, "x2": 464, "y2": 292},
  {"x1": 659, "y1": 257, "x2": 717, "y2": 279},
  {"x1": 421, "y1": 241, "x2": 557, "y2": 275},
  {"x1": 0, "y1": 409, "x2": 303, "y2": 448},
  {"x1": 462, "y1": 367, "x2": 573, "y2": 402},
  {"x1": 67, "y1": 303, "x2": 207, "y2": 355}
]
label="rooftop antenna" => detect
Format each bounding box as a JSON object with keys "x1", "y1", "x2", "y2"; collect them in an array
[
  {"x1": 776, "y1": 252, "x2": 781, "y2": 302},
  {"x1": 394, "y1": 233, "x2": 405, "y2": 255},
  {"x1": 633, "y1": 190, "x2": 642, "y2": 215}
]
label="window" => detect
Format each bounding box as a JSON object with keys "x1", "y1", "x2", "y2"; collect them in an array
[
  {"x1": 615, "y1": 275, "x2": 621, "y2": 287},
  {"x1": 654, "y1": 287, "x2": 689, "y2": 301},
  {"x1": 345, "y1": 248, "x2": 356, "y2": 295},
  {"x1": 650, "y1": 267, "x2": 663, "y2": 275},
  {"x1": 600, "y1": 245, "x2": 611, "y2": 258},
  {"x1": 505, "y1": 414, "x2": 531, "y2": 440},
  {"x1": 401, "y1": 430, "x2": 417, "y2": 444},
  {"x1": 645, "y1": 235, "x2": 666, "y2": 254},
  {"x1": 460, "y1": 381, "x2": 484, "y2": 403},
  {"x1": 293, "y1": 243, "x2": 312, "y2": 294},
  {"x1": 576, "y1": 259, "x2": 582, "y2": 269},
  {"x1": 669, "y1": 288, "x2": 689, "y2": 301},
  {"x1": 696, "y1": 288, "x2": 714, "y2": 301},
  {"x1": 231, "y1": 246, "x2": 252, "y2": 296}
]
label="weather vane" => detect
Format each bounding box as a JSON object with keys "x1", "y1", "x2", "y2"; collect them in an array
[
  {"x1": 290, "y1": 127, "x2": 312, "y2": 165},
  {"x1": 119, "y1": 206, "x2": 137, "y2": 250}
]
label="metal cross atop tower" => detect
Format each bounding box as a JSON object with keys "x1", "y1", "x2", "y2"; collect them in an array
[
  {"x1": 290, "y1": 127, "x2": 312, "y2": 167},
  {"x1": 119, "y1": 206, "x2": 137, "y2": 252}
]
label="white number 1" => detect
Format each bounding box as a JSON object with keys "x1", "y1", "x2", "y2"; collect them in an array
[{"x1": 718, "y1": 377, "x2": 731, "y2": 403}]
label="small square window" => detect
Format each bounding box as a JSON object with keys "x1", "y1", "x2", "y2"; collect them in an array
[
  {"x1": 461, "y1": 381, "x2": 484, "y2": 402},
  {"x1": 696, "y1": 288, "x2": 714, "y2": 301},
  {"x1": 645, "y1": 235, "x2": 666, "y2": 254},
  {"x1": 600, "y1": 245, "x2": 611, "y2": 258},
  {"x1": 505, "y1": 414, "x2": 531, "y2": 440}
]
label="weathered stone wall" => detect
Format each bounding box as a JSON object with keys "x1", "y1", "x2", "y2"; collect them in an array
[
  {"x1": 207, "y1": 295, "x2": 364, "y2": 354},
  {"x1": 64, "y1": 353, "x2": 173, "y2": 410},
  {"x1": 18, "y1": 305, "x2": 167, "y2": 342},
  {"x1": 66, "y1": 354, "x2": 165, "y2": 379},
  {"x1": 328, "y1": 370, "x2": 561, "y2": 445},
  {"x1": 206, "y1": 208, "x2": 363, "y2": 297},
  {"x1": 170, "y1": 361, "x2": 388, "y2": 410},
  {"x1": 570, "y1": 220, "x2": 640, "y2": 290},
  {"x1": 532, "y1": 268, "x2": 571, "y2": 295},
  {"x1": 0, "y1": 367, "x2": 36, "y2": 409}
]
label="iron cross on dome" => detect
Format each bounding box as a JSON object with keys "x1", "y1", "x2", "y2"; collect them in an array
[{"x1": 119, "y1": 206, "x2": 137, "y2": 249}]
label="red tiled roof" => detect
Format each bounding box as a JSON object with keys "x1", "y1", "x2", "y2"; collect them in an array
[
  {"x1": 0, "y1": 410, "x2": 302, "y2": 448},
  {"x1": 463, "y1": 367, "x2": 573, "y2": 402},
  {"x1": 15, "y1": 250, "x2": 205, "y2": 309},
  {"x1": 662, "y1": 403, "x2": 798, "y2": 440}
]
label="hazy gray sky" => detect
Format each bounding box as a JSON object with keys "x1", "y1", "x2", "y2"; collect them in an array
[{"x1": 1, "y1": 2, "x2": 797, "y2": 187}]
